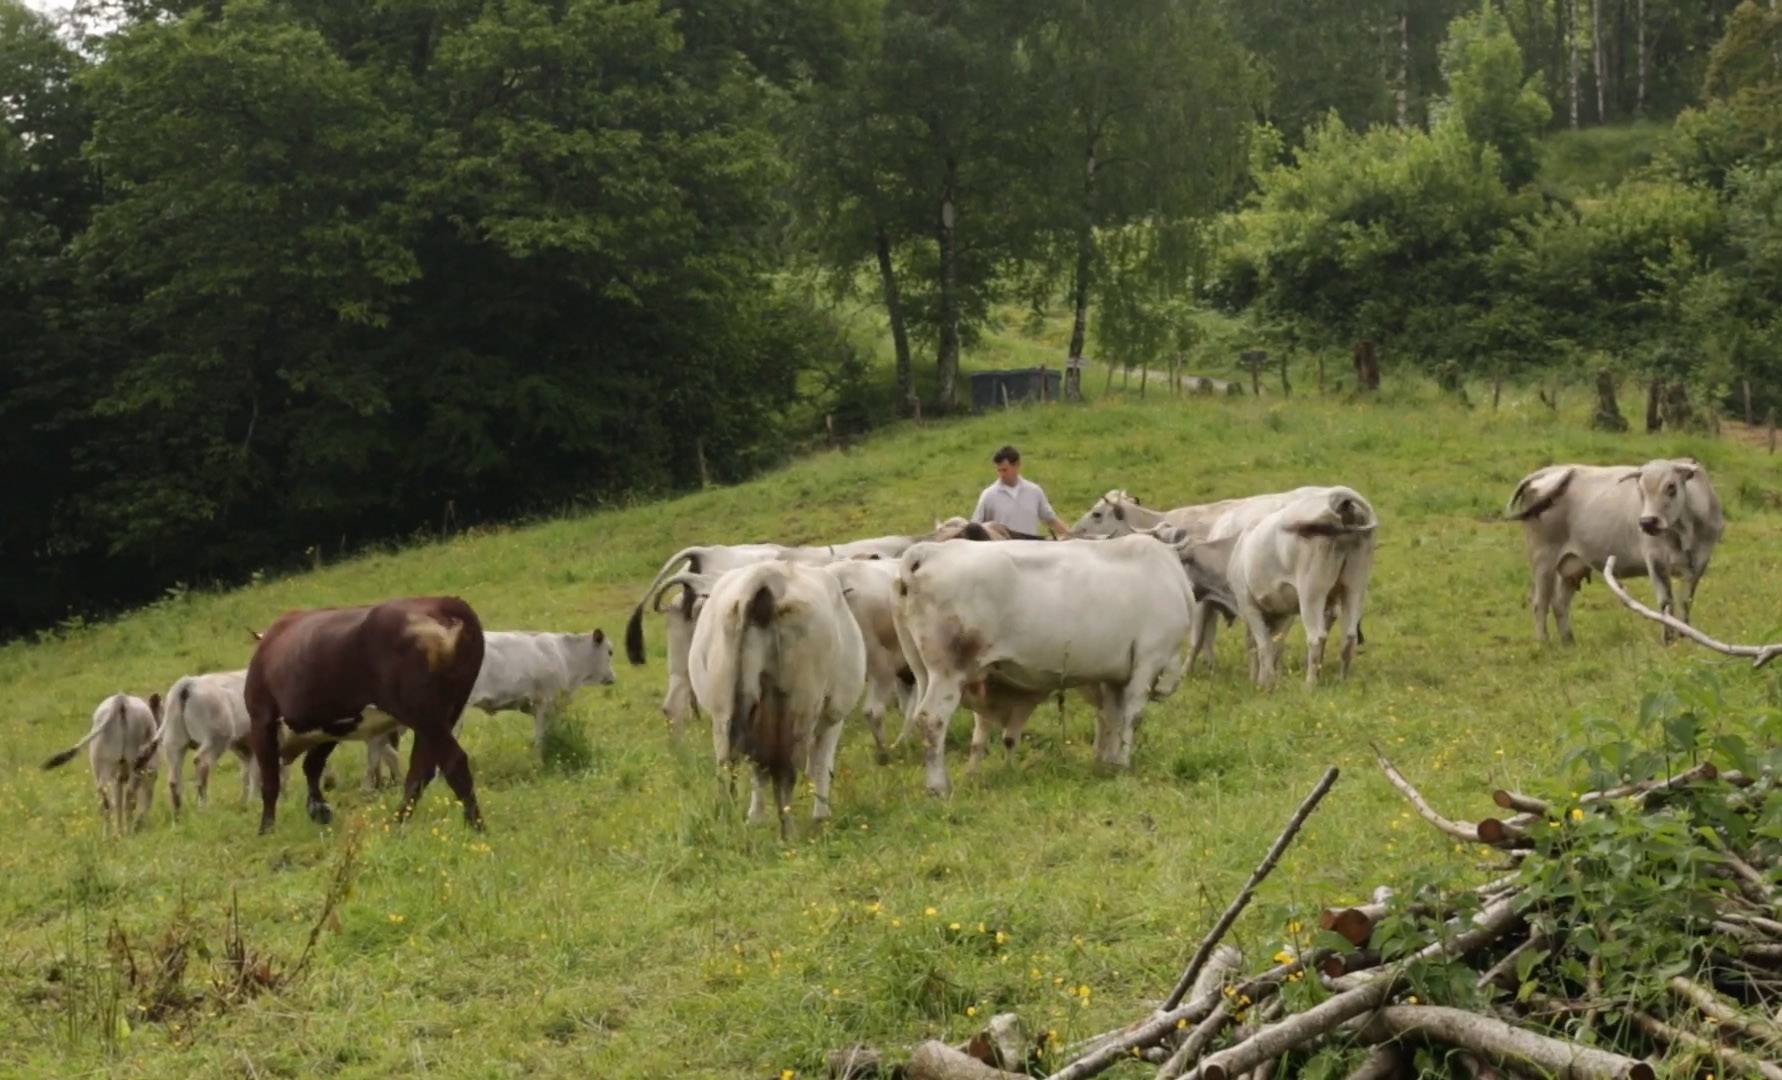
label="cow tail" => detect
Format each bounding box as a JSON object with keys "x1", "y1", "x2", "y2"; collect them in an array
[
  {"x1": 730, "y1": 577, "x2": 791, "y2": 780},
  {"x1": 135, "y1": 679, "x2": 186, "y2": 771},
  {"x1": 43, "y1": 695, "x2": 123, "y2": 770},
  {"x1": 626, "y1": 547, "x2": 704, "y2": 665},
  {"x1": 1506, "y1": 468, "x2": 1574, "y2": 521}
]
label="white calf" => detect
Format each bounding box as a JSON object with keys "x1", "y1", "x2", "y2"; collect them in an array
[{"x1": 43, "y1": 692, "x2": 162, "y2": 835}]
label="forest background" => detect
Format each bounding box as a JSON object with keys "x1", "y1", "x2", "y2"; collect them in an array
[{"x1": 4, "y1": 0, "x2": 1780, "y2": 638}]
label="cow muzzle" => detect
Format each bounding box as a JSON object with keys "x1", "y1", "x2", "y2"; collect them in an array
[{"x1": 1638, "y1": 516, "x2": 1663, "y2": 536}]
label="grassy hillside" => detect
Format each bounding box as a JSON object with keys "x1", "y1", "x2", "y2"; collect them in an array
[{"x1": 5, "y1": 382, "x2": 1782, "y2": 1078}]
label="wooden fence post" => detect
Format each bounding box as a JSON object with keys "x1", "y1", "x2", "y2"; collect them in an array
[{"x1": 1743, "y1": 379, "x2": 1755, "y2": 426}]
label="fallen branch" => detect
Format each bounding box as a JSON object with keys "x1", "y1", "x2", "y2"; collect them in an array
[
  {"x1": 1667, "y1": 975, "x2": 1782, "y2": 1054},
  {"x1": 1340, "y1": 1045, "x2": 1404, "y2": 1080},
  {"x1": 1630, "y1": 1011, "x2": 1782, "y2": 1080},
  {"x1": 1477, "y1": 930, "x2": 1548, "y2": 992},
  {"x1": 1162, "y1": 767, "x2": 1340, "y2": 1011},
  {"x1": 1045, "y1": 956, "x2": 1324, "y2": 1080},
  {"x1": 907, "y1": 1041, "x2": 1024, "y2": 1080},
  {"x1": 1603, "y1": 557, "x2": 1782, "y2": 668},
  {"x1": 1355, "y1": 1006, "x2": 1654, "y2": 1080},
  {"x1": 1375, "y1": 748, "x2": 1491, "y2": 845}
]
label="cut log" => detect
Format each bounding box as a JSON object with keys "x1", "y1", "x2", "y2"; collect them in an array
[
  {"x1": 1318, "y1": 906, "x2": 1379, "y2": 947},
  {"x1": 1354, "y1": 1006, "x2": 1654, "y2": 1080},
  {"x1": 1493, "y1": 789, "x2": 1551, "y2": 816},
  {"x1": 907, "y1": 1041, "x2": 1025, "y2": 1080},
  {"x1": 1631, "y1": 1011, "x2": 1782, "y2": 1080},
  {"x1": 1162, "y1": 767, "x2": 1340, "y2": 1011},
  {"x1": 1476, "y1": 817, "x2": 1533, "y2": 847}
]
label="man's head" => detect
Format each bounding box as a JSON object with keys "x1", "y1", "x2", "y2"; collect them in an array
[{"x1": 992, "y1": 445, "x2": 1021, "y2": 486}]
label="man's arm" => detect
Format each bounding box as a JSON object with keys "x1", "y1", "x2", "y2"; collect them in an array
[
  {"x1": 969, "y1": 488, "x2": 991, "y2": 524},
  {"x1": 1035, "y1": 487, "x2": 1068, "y2": 538}
]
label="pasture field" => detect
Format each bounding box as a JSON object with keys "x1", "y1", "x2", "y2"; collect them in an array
[{"x1": 4, "y1": 383, "x2": 1781, "y2": 1079}]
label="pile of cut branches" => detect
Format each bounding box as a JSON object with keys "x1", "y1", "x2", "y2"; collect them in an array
[{"x1": 836, "y1": 751, "x2": 1779, "y2": 1080}]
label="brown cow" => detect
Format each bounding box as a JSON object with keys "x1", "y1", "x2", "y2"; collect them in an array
[{"x1": 245, "y1": 596, "x2": 486, "y2": 834}]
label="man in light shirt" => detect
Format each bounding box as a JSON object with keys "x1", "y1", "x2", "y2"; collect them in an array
[{"x1": 969, "y1": 445, "x2": 1071, "y2": 540}]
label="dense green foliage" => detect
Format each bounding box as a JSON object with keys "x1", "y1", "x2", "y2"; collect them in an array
[{"x1": 4, "y1": 0, "x2": 1782, "y2": 636}]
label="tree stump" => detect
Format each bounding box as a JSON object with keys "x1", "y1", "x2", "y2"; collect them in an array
[
  {"x1": 1352, "y1": 340, "x2": 1380, "y2": 391},
  {"x1": 1645, "y1": 378, "x2": 1663, "y2": 432}
]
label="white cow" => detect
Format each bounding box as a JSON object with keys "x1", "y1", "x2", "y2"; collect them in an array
[
  {"x1": 1071, "y1": 487, "x2": 1342, "y2": 670},
  {"x1": 688, "y1": 560, "x2": 866, "y2": 837},
  {"x1": 625, "y1": 535, "x2": 913, "y2": 731},
  {"x1": 894, "y1": 534, "x2": 1197, "y2": 795},
  {"x1": 149, "y1": 671, "x2": 257, "y2": 815},
  {"x1": 1506, "y1": 459, "x2": 1724, "y2": 644},
  {"x1": 42, "y1": 692, "x2": 162, "y2": 835},
  {"x1": 456, "y1": 629, "x2": 617, "y2": 752},
  {"x1": 1221, "y1": 486, "x2": 1378, "y2": 687}
]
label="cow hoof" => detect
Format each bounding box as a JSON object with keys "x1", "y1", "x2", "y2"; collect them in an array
[
  {"x1": 257, "y1": 817, "x2": 275, "y2": 835},
  {"x1": 307, "y1": 800, "x2": 333, "y2": 825},
  {"x1": 874, "y1": 750, "x2": 891, "y2": 766}
]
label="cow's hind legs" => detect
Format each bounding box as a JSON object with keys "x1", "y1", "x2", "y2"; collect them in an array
[
  {"x1": 747, "y1": 765, "x2": 771, "y2": 824},
  {"x1": 301, "y1": 742, "x2": 339, "y2": 825},
  {"x1": 808, "y1": 719, "x2": 845, "y2": 823},
  {"x1": 396, "y1": 736, "x2": 440, "y2": 825},
  {"x1": 429, "y1": 730, "x2": 481, "y2": 834}
]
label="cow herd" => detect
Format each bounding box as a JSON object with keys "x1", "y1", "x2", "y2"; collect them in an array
[{"x1": 40, "y1": 456, "x2": 1724, "y2": 841}]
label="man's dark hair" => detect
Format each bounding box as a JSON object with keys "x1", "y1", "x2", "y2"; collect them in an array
[{"x1": 992, "y1": 445, "x2": 1021, "y2": 464}]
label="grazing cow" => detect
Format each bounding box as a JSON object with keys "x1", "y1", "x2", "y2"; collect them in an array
[
  {"x1": 688, "y1": 560, "x2": 866, "y2": 837},
  {"x1": 1506, "y1": 459, "x2": 1724, "y2": 644},
  {"x1": 1071, "y1": 487, "x2": 1350, "y2": 671},
  {"x1": 625, "y1": 535, "x2": 913, "y2": 731},
  {"x1": 453, "y1": 629, "x2": 617, "y2": 754},
  {"x1": 929, "y1": 517, "x2": 1017, "y2": 542},
  {"x1": 1221, "y1": 487, "x2": 1378, "y2": 687},
  {"x1": 43, "y1": 693, "x2": 162, "y2": 835},
  {"x1": 822, "y1": 558, "x2": 916, "y2": 763},
  {"x1": 894, "y1": 534, "x2": 1197, "y2": 795},
  {"x1": 245, "y1": 596, "x2": 485, "y2": 834},
  {"x1": 145, "y1": 671, "x2": 257, "y2": 815}
]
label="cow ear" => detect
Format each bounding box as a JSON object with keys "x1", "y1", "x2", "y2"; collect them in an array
[
  {"x1": 1112, "y1": 505, "x2": 1125, "y2": 522},
  {"x1": 1617, "y1": 470, "x2": 1640, "y2": 484},
  {"x1": 1132, "y1": 495, "x2": 1142, "y2": 506},
  {"x1": 1676, "y1": 463, "x2": 1700, "y2": 482},
  {"x1": 592, "y1": 629, "x2": 605, "y2": 644}
]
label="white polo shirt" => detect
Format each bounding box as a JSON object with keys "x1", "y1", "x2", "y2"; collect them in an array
[{"x1": 970, "y1": 477, "x2": 1057, "y2": 536}]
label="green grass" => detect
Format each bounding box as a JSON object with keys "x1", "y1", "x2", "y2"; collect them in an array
[
  {"x1": 1537, "y1": 119, "x2": 1674, "y2": 201},
  {"x1": 6, "y1": 379, "x2": 1782, "y2": 1078}
]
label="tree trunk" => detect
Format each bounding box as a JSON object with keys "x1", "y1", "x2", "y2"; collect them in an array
[
  {"x1": 1139, "y1": 364, "x2": 1148, "y2": 399},
  {"x1": 1568, "y1": 0, "x2": 1581, "y2": 128},
  {"x1": 1636, "y1": 0, "x2": 1647, "y2": 114},
  {"x1": 936, "y1": 158, "x2": 961, "y2": 412},
  {"x1": 875, "y1": 224, "x2": 915, "y2": 415},
  {"x1": 1743, "y1": 378, "x2": 1754, "y2": 425},
  {"x1": 1397, "y1": 9, "x2": 1411, "y2": 129},
  {"x1": 1493, "y1": 374, "x2": 1503, "y2": 410},
  {"x1": 1592, "y1": 0, "x2": 1607, "y2": 123},
  {"x1": 1645, "y1": 377, "x2": 1662, "y2": 432},
  {"x1": 1067, "y1": 136, "x2": 1098, "y2": 364},
  {"x1": 1592, "y1": 369, "x2": 1628, "y2": 431}
]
